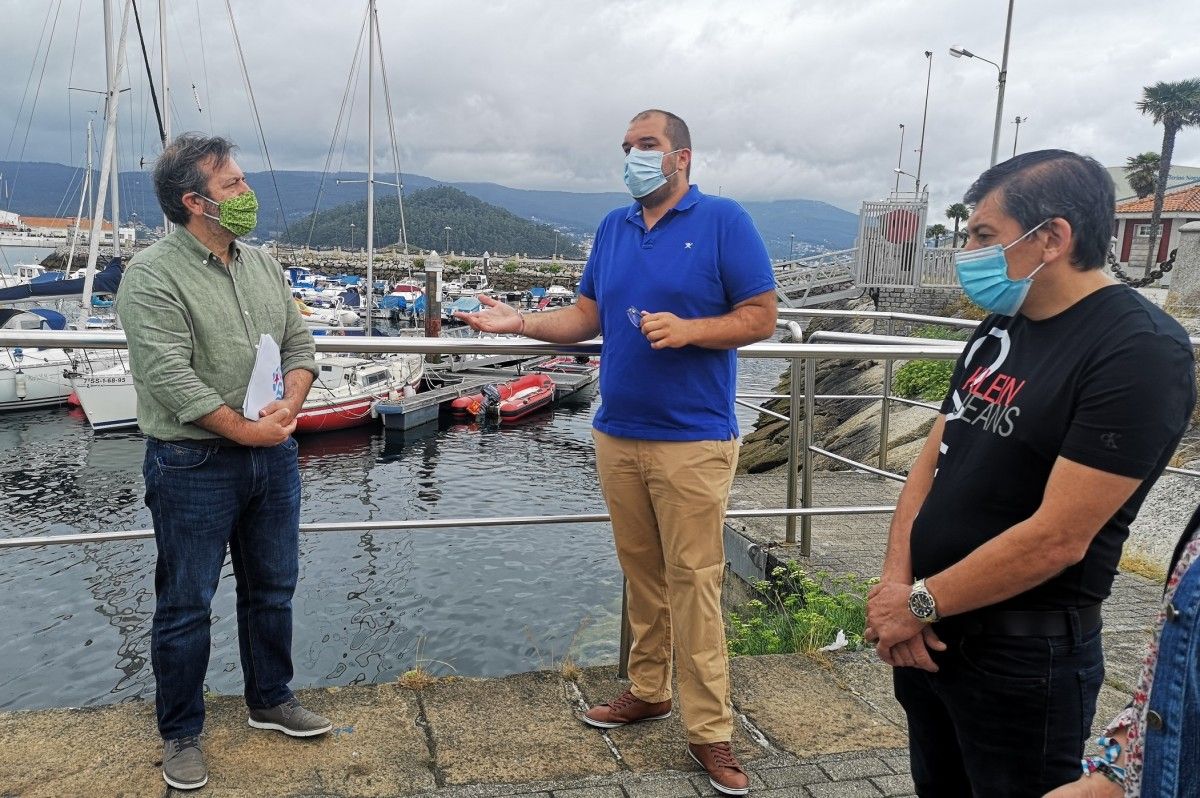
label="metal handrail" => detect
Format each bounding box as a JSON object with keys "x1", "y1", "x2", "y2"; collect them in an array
[
  {"x1": 7, "y1": 323, "x2": 1196, "y2": 551},
  {"x1": 0, "y1": 329, "x2": 966, "y2": 361},
  {"x1": 0, "y1": 329, "x2": 963, "y2": 566},
  {"x1": 0, "y1": 505, "x2": 897, "y2": 550},
  {"x1": 806, "y1": 331, "x2": 963, "y2": 347},
  {"x1": 778, "y1": 307, "x2": 980, "y2": 329},
  {"x1": 0, "y1": 329, "x2": 959, "y2": 565}
]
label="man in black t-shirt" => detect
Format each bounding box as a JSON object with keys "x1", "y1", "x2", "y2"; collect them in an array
[{"x1": 864, "y1": 150, "x2": 1195, "y2": 798}]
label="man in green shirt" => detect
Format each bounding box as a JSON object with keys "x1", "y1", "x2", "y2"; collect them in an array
[{"x1": 116, "y1": 134, "x2": 330, "y2": 791}]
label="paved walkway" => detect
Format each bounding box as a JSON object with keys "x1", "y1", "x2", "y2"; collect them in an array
[{"x1": 0, "y1": 471, "x2": 1164, "y2": 798}]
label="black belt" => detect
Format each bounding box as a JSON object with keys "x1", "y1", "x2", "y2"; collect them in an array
[
  {"x1": 942, "y1": 603, "x2": 1102, "y2": 638},
  {"x1": 148, "y1": 435, "x2": 243, "y2": 449}
]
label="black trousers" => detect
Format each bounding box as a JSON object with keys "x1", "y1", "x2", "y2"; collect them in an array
[{"x1": 893, "y1": 619, "x2": 1105, "y2": 798}]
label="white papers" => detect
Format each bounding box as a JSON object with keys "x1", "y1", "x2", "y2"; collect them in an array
[{"x1": 242, "y1": 333, "x2": 284, "y2": 420}]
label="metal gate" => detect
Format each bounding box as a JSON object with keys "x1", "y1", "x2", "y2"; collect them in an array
[{"x1": 854, "y1": 196, "x2": 929, "y2": 288}]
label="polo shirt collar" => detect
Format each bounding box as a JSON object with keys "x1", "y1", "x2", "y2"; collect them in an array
[{"x1": 624, "y1": 184, "x2": 705, "y2": 225}]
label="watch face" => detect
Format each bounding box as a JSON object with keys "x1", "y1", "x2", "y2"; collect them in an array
[{"x1": 909, "y1": 590, "x2": 936, "y2": 619}]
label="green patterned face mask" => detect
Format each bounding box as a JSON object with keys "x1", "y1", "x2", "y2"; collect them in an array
[{"x1": 196, "y1": 189, "x2": 259, "y2": 237}]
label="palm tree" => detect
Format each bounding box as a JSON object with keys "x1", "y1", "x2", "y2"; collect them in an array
[
  {"x1": 926, "y1": 224, "x2": 947, "y2": 247},
  {"x1": 1124, "y1": 152, "x2": 1160, "y2": 199},
  {"x1": 1136, "y1": 79, "x2": 1200, "y2": 270},
  {"x1": 945, "y1": 203, "x2": 969, "y2": 248}
]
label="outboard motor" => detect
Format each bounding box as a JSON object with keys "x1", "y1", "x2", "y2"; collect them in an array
[{"x1": 480, "y1": 383, "x2": 502, "y2": 420}]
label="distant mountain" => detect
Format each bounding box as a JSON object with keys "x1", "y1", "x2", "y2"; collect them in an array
[
  {"x1": 0, "y1": 160, "x2": 859, "y2": 256},
  {"x1": 284, "y1": 185, "x2": 585, "y2": 258}
]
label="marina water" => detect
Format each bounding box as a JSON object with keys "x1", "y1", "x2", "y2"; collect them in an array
[{"x1": 0, "y1": 340, "x2": 786, "y2": 710}]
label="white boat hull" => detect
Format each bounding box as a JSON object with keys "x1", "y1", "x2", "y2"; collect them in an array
[
  {"x1": 0, "y1": 348, "x2": 73, "y2": 411},
  {"x1": 72, "y1": 368, "x2": 139, "y2": 431}
]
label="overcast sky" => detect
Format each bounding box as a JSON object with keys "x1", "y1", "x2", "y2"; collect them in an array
[{"x1": 3, "y1": 0, "x2": 1200, "y2": 217}]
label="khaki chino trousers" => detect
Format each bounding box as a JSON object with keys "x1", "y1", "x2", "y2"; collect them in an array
[{"x1": 592, "y1": 429, "x2": 739, "y2": 744}]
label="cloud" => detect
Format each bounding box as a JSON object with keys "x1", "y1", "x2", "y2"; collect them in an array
[{"x1": 2, "y1": 0, "x2": 1199, "y2": 218}]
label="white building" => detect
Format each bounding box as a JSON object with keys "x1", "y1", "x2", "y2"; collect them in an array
[{"x1": 11, "y1": 215, "x2": 135, "y2": 246}]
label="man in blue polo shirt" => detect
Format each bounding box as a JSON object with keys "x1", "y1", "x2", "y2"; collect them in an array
[{"x1": 458, "y1": 109, "x2": 776, "y2": 796}]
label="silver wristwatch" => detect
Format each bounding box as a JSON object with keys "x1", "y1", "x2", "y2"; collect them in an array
[{"x1": 908, "y1": 578, "x2": 940, "y2": 624}]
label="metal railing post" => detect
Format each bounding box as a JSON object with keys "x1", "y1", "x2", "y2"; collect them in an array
[
  {"x1": 802, "y1": 355, "x2": 816, "y2": 557},
  {"x1": 785, "y1": 356, "x2": 803, "y2": 545},
  {"x1": 618, "y1": 579, "x2": 632, "y2": 679},
  {"x1": 880, "y1": 317, "x2": 894, "y2": 471}
]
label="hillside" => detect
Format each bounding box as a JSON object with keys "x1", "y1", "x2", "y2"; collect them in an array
[
  {"x1": 1, "y1": 161, "x2": 859, "y2": 256},
  {"x1": 284, "y1": 185, "x2": 585, "y2": 258}
]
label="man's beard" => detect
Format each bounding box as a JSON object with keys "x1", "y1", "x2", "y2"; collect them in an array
[{"x1": 637, "y1": 172, "x2": 681, "y2": 210}]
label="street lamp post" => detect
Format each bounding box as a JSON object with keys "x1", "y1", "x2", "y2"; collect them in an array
[
  {"x1": 916, "y1": 51, "x2": 932, "y2": 189},
  {"x1": 894, "y1": 123, "x2": 906, "y2": 194},
  {"x1": 553, "y1": 229, "x2": 559, "y2": 260},
  {"x1": 789, "y1": 232, "x2": 795, "y2": 259},
  {"x1": 349, "y1": 222, "x2": 356, "y2": 250},
  {"x1": 949, "y1": 0, "x2": 1015, "y2": 166},
  {"x1": 895, "y1": 169, "x2": 920, "y2": 194},
  {"x1": 1012, "y1": 115, "x2": 1028, "y2": 157},
  {"x1": 443, "y1": 225, "x2": 451, "y2": 254}
]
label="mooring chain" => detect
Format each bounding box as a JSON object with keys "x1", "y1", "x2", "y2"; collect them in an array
[{"x1": 1108, "y1": 244, "x2": 1176, "y2": 288}]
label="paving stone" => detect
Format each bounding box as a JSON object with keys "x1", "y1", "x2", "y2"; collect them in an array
[
  {"x1": 731, "y1": 655, "x2": 906, "y2": 758},
  {"x1": 806, "y1": 780, "x2": 883, "y2": 798},
  {"x1": 869, "y1": 773, "x2": 916, "y2": 797},
  {"x1": 549, "y1": 788, "x2": 625, "y2": 798},
  {"x1": 758, "y1": 764, "x2": 829, "y2": 788},
  {"x1": 621, "y1": 778, "x2": 699, "y2": 797},
  {"x1": 421, "y1": 672, "x2": 619, "y2": 786},
  {"x1": 879, "y1": 754, "x2": 910, "y2": 774},
  {"x1": 819, "y1": 756, "x2": 891, "y2": 781}
]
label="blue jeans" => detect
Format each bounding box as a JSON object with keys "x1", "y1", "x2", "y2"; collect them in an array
[
  {"x1": 893, "y1": 616, "x2": 1105, "y2": 797},
  {"x1": 144, "y1": 437, "x2": 301, "y2": 740},
  {"x1": 1142, "y1": 558, "x2": 1200, "y2": 797}
]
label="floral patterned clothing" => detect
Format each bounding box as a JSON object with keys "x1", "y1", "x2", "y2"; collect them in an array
[{"x1": 1105, "y1": 530, "x2": 1200, "y2": 796}]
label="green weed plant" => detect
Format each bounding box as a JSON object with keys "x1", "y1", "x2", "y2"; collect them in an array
[
  {"x1": 892, "y1": 324, "x2": 969, "y2": 401},
  {"x1": 727, "y1": 562, "x2": 876, "y2": 656}
]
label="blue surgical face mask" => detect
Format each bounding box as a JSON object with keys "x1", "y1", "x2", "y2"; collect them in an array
[
  {"x1": 624, "y1": 147, "x2": 681, "y2": 199},
  {"x1": 953, "y1": 219, "x2": 1051, "y2": 316}
]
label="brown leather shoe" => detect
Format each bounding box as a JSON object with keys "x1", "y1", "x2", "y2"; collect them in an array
[
  {"x1": 581, "y1": 689, "x2": 671, "y2": 729},
  {"x1": 688, "y1": 741, "x2": 750, "y2": 796}
]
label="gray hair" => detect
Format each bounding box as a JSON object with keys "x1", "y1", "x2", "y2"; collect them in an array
[{"x1": 153, "y1": 133, "x2": 237, "y2": 226}]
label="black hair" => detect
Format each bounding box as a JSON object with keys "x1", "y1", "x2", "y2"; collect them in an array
[
  {"x1": 630, "y1": 109, "x2": 692, "y2": 178},
  {"x1": 963, "y1": 149, "x2": 1115, "y2": 270}
]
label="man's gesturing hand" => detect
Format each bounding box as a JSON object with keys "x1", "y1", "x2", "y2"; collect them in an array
[{"x1": 639, "y1": 311, "x2": 694, "y2": 349}]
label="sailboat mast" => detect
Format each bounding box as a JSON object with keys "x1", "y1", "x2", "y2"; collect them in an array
[
  {"x1": 159, "y1": 0, "x2": 173, "y2": 234},
  {"x1": 84, "y1": 0, "x2": 134, "y2": 304},
  {"x1": 365, "y1": 0, "x2": 376, "y2": 337},
  {"x1": 103, "y1": 0, "x2": 122, "y2": 257},
  {"x1": 66, "y1": 122, "x2": 94, "y2": 277}
]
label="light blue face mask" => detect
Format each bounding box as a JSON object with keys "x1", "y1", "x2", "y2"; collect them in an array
[
  {"x1": 623, "y1": 147, "x2": 681, "y2": 199},
  {"x1": 953, "y1": 219, "x2": 1051, "y2": 316}
]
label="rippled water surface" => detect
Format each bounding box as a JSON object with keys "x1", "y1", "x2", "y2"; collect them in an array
[{"x1": 0, "y1": 352, "x2": 785, "y2": 710}]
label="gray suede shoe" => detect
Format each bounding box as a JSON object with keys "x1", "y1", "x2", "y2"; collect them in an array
[
  {"x1": 162, "y1": 735, "x2": 207, "y2": 790},
  {"x1": 248, "y1": 696, "x2": 333, "y2": 737}
]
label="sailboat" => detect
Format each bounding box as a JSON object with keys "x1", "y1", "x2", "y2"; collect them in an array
[
  {"x1": 65, "y1": 0, "x2": 142, "y2": 429},
  {"x1": 71, "y1": 0, "x2": 177, "y2": 431},
  {"x1": 0, "y1": 14, "x2": 131, "y2": 417},
  {"x1": 297, "y1": 0, "x2": 422, "y2": 433},
  {"x1": 79, "y1": 0, "x2": 423, "y2": 434}
]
